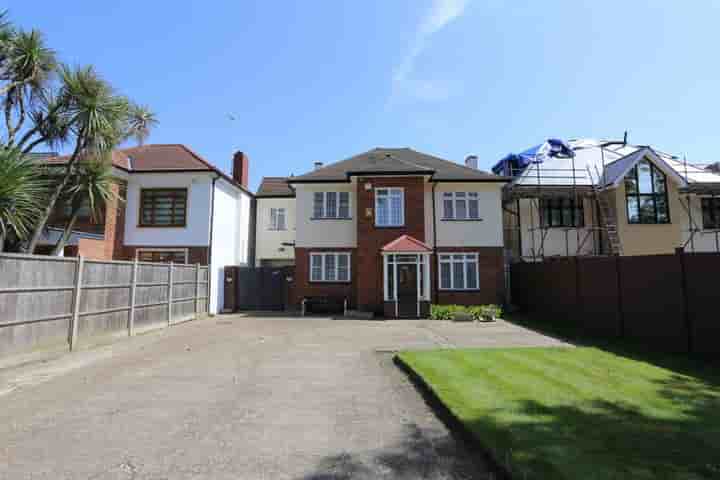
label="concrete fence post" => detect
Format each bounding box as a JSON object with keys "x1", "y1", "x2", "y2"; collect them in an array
[
  {"x1": 167, "y1": 261, "x2": 173, "y2": 326},
  {"x1": 195, "y1": 263, "x2": 201, "y2": 318},
  {"x1": 69, "y1": 256, "x2": 84, "y2": 351},
  {"x1": 128, "y1": 257, "x2": 138, "y2": 337}
]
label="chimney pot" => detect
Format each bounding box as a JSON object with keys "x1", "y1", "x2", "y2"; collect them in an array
[
  {"x1": 232, "y1": 151, "x2": 249, "y2": 188},
  {"x1": 465, "y1": 155, "x2": 478, "y2": 169}
]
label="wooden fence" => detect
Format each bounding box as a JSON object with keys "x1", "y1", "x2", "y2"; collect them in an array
[
  {"x1": 0, "y1": 253, "x2": 209, "y2": 362},
  {"x1": 510, "y1": 252, "x2": 720, "y2": 355}
]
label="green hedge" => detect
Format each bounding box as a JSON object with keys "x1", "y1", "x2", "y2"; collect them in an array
[{"x1": 430, "y1": 304, "x2": 502, "y2": 322}]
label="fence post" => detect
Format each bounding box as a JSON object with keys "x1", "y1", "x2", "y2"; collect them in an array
[
  {"x1": 128, "y1": 257, "x2": 138, "y2": 337},
  {"x1": 69, "y1": 256, "x2": 84, "y2": 351},
  {"x1": 676, "y1": 248, "x2": 693, "y2": 353},
  {"x1": 194, "y1": 263, "x2": 201, "y2": 318},
  {"x1": 167, "y1": 261, "x2": 173, "y2": 326}
]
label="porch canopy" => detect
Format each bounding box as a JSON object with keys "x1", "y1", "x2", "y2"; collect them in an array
[{"x1": 381, "y1": 234, "x2": 432, "y2": 253}]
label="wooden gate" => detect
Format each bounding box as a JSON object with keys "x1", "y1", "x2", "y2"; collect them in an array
[{"x1": 224, "y1": 266, "x2": 294, "y2": 311}]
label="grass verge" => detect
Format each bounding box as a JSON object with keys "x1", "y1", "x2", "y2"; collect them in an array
[{"x1": 397, "y1": 347, "x2": 720, "y2": 479}]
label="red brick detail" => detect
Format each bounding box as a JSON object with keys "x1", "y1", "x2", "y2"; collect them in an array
[
  {"x1": 232, "y1": 151, "x2": 249, "y2": 188},
  {"x1": 292, "y1": 247, "x2": 357, "y2": 309},
  {"x1": 434, "y1": 247, "x2": 505, "y2": 306},
  {"x1": 355, "y1": 177, "x2": 426, "y2": 312}
]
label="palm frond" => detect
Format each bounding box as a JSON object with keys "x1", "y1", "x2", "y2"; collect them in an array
[
  {"x1": 0, "y1": 147, "x2": 47, "y2": 239},
  {"x1": 125, "y1": 103, "x2": 158, "y2": 145}
]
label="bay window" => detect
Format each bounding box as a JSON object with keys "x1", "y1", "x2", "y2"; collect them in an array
[
  {"x1": 309, "y1": 252, "x2": 351, "y2": 282},
  {"x1": 438, "y1": 253, "x2": 479, "y2": 290},
  {"x1": 375, "y1": 188, "x2": 404, "y2": 226}
]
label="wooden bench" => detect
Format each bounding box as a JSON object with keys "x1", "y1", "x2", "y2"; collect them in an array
[{"x1": 301, "y1": 296, "x2": 347, "y2": 316}]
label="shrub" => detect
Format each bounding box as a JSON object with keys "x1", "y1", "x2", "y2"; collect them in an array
[
  {"x1": 430, "y1": 304, "x2": 457, "y2": 320},
  {"x1": 479, "y1": 304, "x2": 503, "y2": 321},
  {"x1": 430, "y1": 304, "x2": 503, "y2": 321}
]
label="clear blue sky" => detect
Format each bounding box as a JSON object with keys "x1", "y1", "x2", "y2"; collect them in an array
[{"x1": 11, "y1": 1, "x2": 720, "y2": 190}]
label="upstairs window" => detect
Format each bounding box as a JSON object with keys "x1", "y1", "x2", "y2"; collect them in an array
[
  {"x1": 442, "y1": 192, "x2": 480, "y2": 220},
  {"x1": 702, "y1": 198, "x2": 720, "y2": 230},
  {"x1": 269, "y1": 208, "x2": 287, "y2": 230},
  {"x1": 139, "y1": 188, "x2": 187, "y2": 227},
  {"x1": 624, "y1": 159, "x2": 670, "y2": 224},
  {"x1": 309, "y1": 252, "x2": 351, "y2": 282},
  {"x1": 312, "y1": 192, "x2": 351, "y2": 219},
  {"x1": 375, "y1": 188, "x2": 404, "y2": 226},
  {"x1": 540, "y1": 198, "x2": 584, "y2": 227}
]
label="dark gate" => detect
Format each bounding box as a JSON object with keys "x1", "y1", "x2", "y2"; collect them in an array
[{"x1": 224, "y1": 266, "x2": 294, "y2": 311}]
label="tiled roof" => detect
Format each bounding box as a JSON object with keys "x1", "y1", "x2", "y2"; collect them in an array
[
  {"x1": 291, "y1": 147, "x2": 508, "y2": 182},
  {"x1": 257, "y1": 177, "x2": 295, "y2": 197},
  {"x1": 381, "y1": 235, "x2": 432, "y2": 253}
]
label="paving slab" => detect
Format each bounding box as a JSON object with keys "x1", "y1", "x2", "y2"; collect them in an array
[{"x1": 0, "y1": 315, "x2": 566, "y2": 479}]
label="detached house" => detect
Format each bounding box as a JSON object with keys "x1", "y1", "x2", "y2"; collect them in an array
[
  {"x1": 38, "y1": 145, "x2": 254, "y2": 313},
  {"x1": 263, "y1": 148, "x2": 509, "y2": 318},
  {"x1": 495, "y1": 138, "x2": 720, "y2": 260}
]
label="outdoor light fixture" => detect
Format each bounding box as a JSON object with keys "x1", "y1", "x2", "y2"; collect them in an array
[{"x1": 364, "y1": 182, "x2": 372, "y2": 191}]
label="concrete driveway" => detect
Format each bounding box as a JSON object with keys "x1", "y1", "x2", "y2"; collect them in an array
[{"x1": 0, "y1": 315, "x2": 567, "y2": 480}]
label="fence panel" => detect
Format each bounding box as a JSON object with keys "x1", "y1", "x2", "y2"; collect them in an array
[
  {"x1": 0, "y1": 254, "x2": 208, "y2": 364},
  {"x1": 683, "y1": 253, "x2": 720, "y2": 355},
  {"x1": 576, "y1": 257, "x2": 622, "y2": 337}
]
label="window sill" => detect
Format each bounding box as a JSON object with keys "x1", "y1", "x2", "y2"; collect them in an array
[
  {"x1": 438, "y1": 289, "x2": 481, "y2": 292},
  {"x1": 137, "y1": 224, "x2": 187, "y2": 229},
  {"x1": 309, "y1": 280, "x2": 352, "y2": 284},
  {"x1": 310, "y1": 217, "x2": 352, "y2": 221},
  {"x1": 626, "y1": 222, "x2": 672, "y2": 226},
  {"x1": 441, "y1": 218, "x2": 483, "y2": 222},
  {"x1": 267, "y1": 228, "x2": 288, "y2": 231},
  {"x1": 540, "y1": 225, "x2": 586, "y2": 229},
  {"x1": 374, "y1": 225, "x2": 405, "y2": 228}
]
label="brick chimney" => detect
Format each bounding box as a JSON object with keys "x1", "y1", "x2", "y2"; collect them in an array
[{"x1": 232, "y1": 151, "x2": 249, "y2": 188}]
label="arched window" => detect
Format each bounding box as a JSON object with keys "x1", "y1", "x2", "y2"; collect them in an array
[{"x1": 624, "y1": 159, "x2": 670, "y2": 224}]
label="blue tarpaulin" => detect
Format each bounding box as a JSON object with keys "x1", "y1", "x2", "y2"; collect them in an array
[{"x1": 492, "y1": 138, "x2": 574, "y2": 176}]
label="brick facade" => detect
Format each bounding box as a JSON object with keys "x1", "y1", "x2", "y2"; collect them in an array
[{"x1": 355, "y1": 177, "x2": 426, "y2": 312}]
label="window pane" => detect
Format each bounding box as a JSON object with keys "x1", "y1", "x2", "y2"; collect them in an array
[
  {"x1": 562, "y1": 199, "x2": 573, "y2": 226},
  {"x1": 440, "y1": 262, "x2": 451, "y2": 289},
  {"x1": 270, "y1": 208, "x2": 277, "y2": 229},
  {"x1": 325, "y1": 254, "x2": 336, "y2": 281},
  {"x1": 574, "y1": 202, "x2": 584, "y2": 227},
  {"x1": 390, "y1": 195, "x2": 403, "y2": 225},
  {"x1": 456, "y1": 199, "x2": 467, "y2": 219},
  {"x1": 637, "y1": 161, "x2": 653, "y2": 194},
  {"x1": 277, "y1": 209, "x2": 286, "y2": 230},
  {"x1": 653, "y1": 165, "x2": 666, "y2": 194},
  {"x1": 465, "y1": 261, "x2": 478, "y2": 289},
  {"x1": 338, "y1": 254, "x2": 349, "y2": 281},
  {"x1": 443, "y1": 199, "x2": 454, "y2": 219},
  {"x1": 655, "y1": 196, "x2": 668, "y2": 223},
  {"x1": 551, "y1": 204, "x2": 562, "y2": 227},
  {"x1": 326, "y1": 192, "x2": 337, "y2": 218},
  {"x1": 639, "y1": 196, "x2": 656, "y2": 223},
  {"x1": 702, "y1": 199, "x2": 713, "y2": 229},
  {"x1": 140, "y1": 189, "x2": 186, "y2": 226},
  {"x1": 339, "y1": 192, "x2": 350, "y2": 218},
  {"x1": 468, "y1": 199, "x2": 479, "y2": 219},
  {"x1": 627, "y1": 196, "x2": 640, "y2": 223},
  {"x1": 313, "y1": 192, "x2": 324, "y2": 218},
  {"x1": 311, "y1": 255, "x2": 322, "y2": 281},
  {"x1": 376, "y1": 197, "x2": 388, "y2": 225},
  {"x1": 625, "y1": 167, "x2": 638, "y2": 194},
  {"x1": 452, "y1": 261, "x2": 464, "y2": 289}
]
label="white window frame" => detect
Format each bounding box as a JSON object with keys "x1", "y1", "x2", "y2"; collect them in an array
[
  {"x1": 136, "y1": 248, "x2": 189, "y2": 264},
  {"x1": 442, "y1": 192, "x2": 480, "y2": 220},
  {"x1": 375, "y1": 187, "x2": 405, "y2": 227},
  {"x1": 438, "y1": 253, "x2": 480, "y2": 290},
  {"x1": 269, "y1": 207, "x2": 287, "y2": 231},
  {"x1": 309, "y1": 252, "x2": 351, "y2": 282},
  {"x1": 312, "y1": 191, "x2": 352, "y2": 219}
]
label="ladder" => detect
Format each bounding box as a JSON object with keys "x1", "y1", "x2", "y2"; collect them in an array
[{"x1": 590, "y1": 166, "x2": 623, "y2": 256}]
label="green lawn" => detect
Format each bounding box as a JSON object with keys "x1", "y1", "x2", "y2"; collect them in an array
[{"x1": 398, "y1": 347, "x2": 720, "y2": 479}]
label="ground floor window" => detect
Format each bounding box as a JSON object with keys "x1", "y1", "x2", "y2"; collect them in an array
[
  {"x1": 309, "y1": 252, "x2": 350, "y2": 282},
  {"x1": 702, "y1": 197, "x2": 720, "y2": 230},
  {"x1": 137, "y1": 249, "x2": 188, "y2": 263},
  {"x1": 438, "y1": 253, "x2": 479, "y2": 290}
]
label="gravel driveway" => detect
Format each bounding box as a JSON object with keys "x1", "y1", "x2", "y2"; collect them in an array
[{"x1": 0, "y1": 315, "x2": 566, "y2": 479}]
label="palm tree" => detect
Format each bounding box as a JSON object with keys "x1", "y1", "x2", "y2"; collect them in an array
[
  {"x1": 125, "y1": 103, "x2": 157, "y2": 146},
  {"x1": 51, "y1": 156, "x2": 116, "y2": 255},
  {"x1": 0, "y1": 148, "x2": 46, "y2": 251},
  {"x1": 24, "y1": 65, "x2": 130, "y2": 253}
]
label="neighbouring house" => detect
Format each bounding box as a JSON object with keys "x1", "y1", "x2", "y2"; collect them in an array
[
  {"x1": 254, "y1": 177, "x2": 295, "y2": 267},
  {"x1": 280, "y1": 147, "x2": 509, "y2": 318},
  {"x1": 36, "y1": 145, "x2": 254, "y2": 313},
  {"x1": 495, "y1": 138, "x2": 720, "y2": 260}
]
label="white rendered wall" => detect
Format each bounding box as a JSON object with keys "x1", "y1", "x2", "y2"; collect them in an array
[
  {"x1": 434, "y1": 182, "x2": 505, "y2": 247},
  {"x1": 124, "y1": 172, "x2": 213, "y2": 247},
  {"x1": 294, "y1": 183, "x2": 357, "y2": 248},
  {"x1": 255, "y1": 197, "x2": 296, "y2": 265}
]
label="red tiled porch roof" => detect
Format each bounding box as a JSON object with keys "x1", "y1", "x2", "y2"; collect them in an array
[{"x1": 381, "y1": 235, "x2": 432, "y2": 253}]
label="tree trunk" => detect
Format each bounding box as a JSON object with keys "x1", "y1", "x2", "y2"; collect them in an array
[
  {"x1": 24, "y1": 135, "x2": 85, "y2": 253},
  {"x1": 51, "y1": 208, "x2": 80, "y2": 256}
]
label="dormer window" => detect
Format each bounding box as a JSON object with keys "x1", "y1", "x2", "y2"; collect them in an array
[{"x1": 624, "y1": 159, "x2": 670, "y2": 224}]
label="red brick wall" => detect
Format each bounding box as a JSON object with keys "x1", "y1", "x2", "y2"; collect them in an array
[
  {"x1": 355, "y1": 177, "x2": 426, "y2": 312},
  {"x1": 292, "y1": 247, "x2": 357, "y2": 309},
  {"x1": 434, "y1": 247, "x2": 505, "y2": 306}
]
